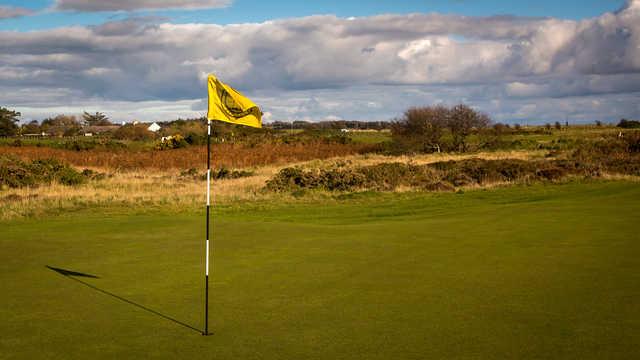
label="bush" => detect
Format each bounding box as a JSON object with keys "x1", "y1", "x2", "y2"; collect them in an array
[
  {"x1": 0, "y1": 156, "x2": 35, "y2": 188},
  {"x1": 266, "y1": 158, "x2": 586, "y2": 193},
  {"x1": 429, "y1": 158, "x2": 571, "y2": 185},
  {"x1": 113, "y1": 124, "x2": 155, "y2": 141},
  {"x1": 212, "y1": 167, "x2": 255, "y2": 180},
  {"x1": 185, "y1": 132, "x2": 206, "y2": 145},
  {"x1": 617, "y1": 119, "x2": 640, "y2": 129},
  {"x1": 0, "y1": 156, "x2": 102, "y2": 189},
  {"x1": 156, "y1": 134, "x2": 188, "y2": 150},
  {"x1": 63, "y1": 140, "x2": 97, "y2": 151},
  {"x1": 179, "y1": 167, "x2": 255, "y2": 180},
  {"x1": 624, "y1": 131, "x2": 640, "y2": 153},
  {"x1": 266, "y1": 162, "x2": 443, "y2": 192}
]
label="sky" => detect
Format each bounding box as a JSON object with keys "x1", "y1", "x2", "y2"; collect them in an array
[{"x1": 1, "y1": 0, "x2": 639, "y2": 124}]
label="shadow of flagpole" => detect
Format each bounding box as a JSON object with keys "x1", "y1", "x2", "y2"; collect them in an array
[{"x1": 46, "y1": 265, "x2": 201, "y2": 334}]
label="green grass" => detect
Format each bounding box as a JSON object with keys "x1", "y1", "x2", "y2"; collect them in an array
[
  {"x1": 1, "y1": 181, "x2": 639, "y2": 359},
  {"x1": 348, "y1": 131, "x2": 392, "y2": 144}
]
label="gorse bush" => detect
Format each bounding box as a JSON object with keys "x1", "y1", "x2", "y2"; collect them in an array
[
  {"x1": 266, "y1": 162, "x2": 449, "y2": 192},
  {"x1": 212, "y1": 167, "x2": 255, "y2": 180},
  {"x1": 265, "y1": 160, "x2": 558, "y2": 193},
  {"x1": 430, "y1": 159, "x2": 576, "y2": 185},
  {"x1": 156, "y1": 134, "x2": 189, "y2": 150},
  {"x1": 265, "y1": 137, "x2": 640, "y2": 193},
  {"x1": 0, "y1": 156, "x2": 102, "y2": 189},
  {"x1": 179, "y1": 167, "x2": 255, "y2": 180}
]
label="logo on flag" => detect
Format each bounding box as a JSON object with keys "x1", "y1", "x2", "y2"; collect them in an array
[{"x1": 207, "y1": 74, "x2": 262, "y2": 128}]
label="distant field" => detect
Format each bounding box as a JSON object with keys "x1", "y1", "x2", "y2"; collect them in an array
[{"x1": 2, "y1": 182, "x2": 639, "y2": 359}]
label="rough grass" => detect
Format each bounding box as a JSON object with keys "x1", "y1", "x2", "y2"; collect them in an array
[
  {"x1": 0, "y1": 151, "x2": 539, "y2": 220},
  {"x1": 0, "y1": 142, "x2": 376, "y2": 170},
  {"x1": 3, "y1": 148, "x2": 640, "y2": 221},
  {"x1": 1, "y1": 182, "x2": 639, "y2": 359}
]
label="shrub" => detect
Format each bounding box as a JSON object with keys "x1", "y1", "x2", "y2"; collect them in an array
[
  {"x1": 430, "y1": 159, "x2": 542, "y2": 184},
  {"x1": 212, "y1": 167, "x2": 255, "y2": 180},
  {"x1": 156, "y1": 134, "x2": 188, "y2": 150},
  {"x1": 617, "y1": 119, "x2": 640, "y2": 129},
  {"x1": 265, "y1": 158, "x2": 582, "y2": 193},
  {"x1": 266, "y1": 162, "x2": 442, "y2": 192},
  {"x1": 179, "y1": 167, "x2": 255, "y2": 180},
  {"x1": 185, "y1": 133, "x2": 206, "y2": 145},
  {"x1": 0, "y1": 156, "x2": 35, "y2": 188},
  {"x1": 113, "y1": 124, "x2": 155, "y2": 141},
  {"x1": 623, "y1": 131, "x2": 640, "y2": 153},
  {"x1": 63, "y1": 140, "x2": 97, "y2": 151},
  {"x1": 0, "y1": 156, "x2": 102, "y2": 189},
  {"x1": 265, "y1": 167, "x2": 322, "y2": 191}
]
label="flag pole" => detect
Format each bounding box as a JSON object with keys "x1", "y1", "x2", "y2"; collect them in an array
[{"x1": 204, "y1": 118, "x2": 211, "y2": 336}]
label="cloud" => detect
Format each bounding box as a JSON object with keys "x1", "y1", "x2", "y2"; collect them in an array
[
  {"x1": 1, "y1": 2, "x2": 640, "y2": 123},
  {"x1": 53, "y1": 0, "x2": 231, "y2": 12},
  {"x1": 0, "y1": 6, "x2": 34, "y2": 19}
]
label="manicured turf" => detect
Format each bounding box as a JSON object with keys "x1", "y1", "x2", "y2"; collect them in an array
[{"x1": 1, "y1": 182, "x2": 639, "y2": 359}]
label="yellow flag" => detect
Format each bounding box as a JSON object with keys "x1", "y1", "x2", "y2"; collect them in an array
[{"x1": 207, "y1": 74, "x2": 262, "y2": 128}]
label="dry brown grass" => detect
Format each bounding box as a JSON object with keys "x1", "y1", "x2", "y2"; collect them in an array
[
  {"x1": 0, "y1": 150, "x2": 536, "y2": 219},
  {"x1": 0, "y1": 142, "x2": 376, "y2": 170},
  {"x1": 311, "y1": 149, "x2": 548, "y2": 168},
  {"x1": 3, "y1": 149, "x2": 636, "y2": 220}
]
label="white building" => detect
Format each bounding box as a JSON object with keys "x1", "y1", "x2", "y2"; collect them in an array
[{"x1": 147, "y1": 122, "x2": 161, "y2": 132}]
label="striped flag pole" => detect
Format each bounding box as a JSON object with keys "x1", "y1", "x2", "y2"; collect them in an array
[{"x1": 204, "y1": 119, "x2": 211, "y2": 335}]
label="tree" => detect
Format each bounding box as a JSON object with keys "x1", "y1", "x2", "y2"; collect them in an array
[
  {"x1": 82, "y1": 111, "x2": 111, "y2": 126},
  {"x1": 41, "y1": 114, "x2": 81, "y2": 136},
  {"x1": 112, "y1": 124, "x2": 155, "y2": 141},
  {"x1": 21, "y1": 120, "x2": 41, "y2": 134},
  {"x1": 0, "y1": 107, "x2": 21, "y2": 136},
  {"x1": 447, "y1": 104, "x2": 491, "y2": 152},
  {"x1": 391, "y1": 105, "x2": 448, "y2": 153}
]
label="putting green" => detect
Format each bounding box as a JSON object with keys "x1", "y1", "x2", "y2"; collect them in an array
[{"x1": 1, "y1": 181, "x2": 639, "y2": 359}]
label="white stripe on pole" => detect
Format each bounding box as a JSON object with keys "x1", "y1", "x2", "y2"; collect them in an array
[
  {"x1": 206, "y1": 239, "x2": 210, "y2": 276},
  {"x1": 206, "y1": 170, "x2": 211, "y2": 206}
]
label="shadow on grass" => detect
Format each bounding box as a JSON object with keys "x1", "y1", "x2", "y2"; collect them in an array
[{"x1": 46, "y1": 265, "x2": 201, "y2": 334}]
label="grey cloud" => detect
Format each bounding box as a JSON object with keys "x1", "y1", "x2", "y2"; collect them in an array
[
  {"x1": 54, "y1": 0, "x2": 231, "y2": 12},
  {"x1": 0, "y1": 6, "x2": 34, "y2": 19}
]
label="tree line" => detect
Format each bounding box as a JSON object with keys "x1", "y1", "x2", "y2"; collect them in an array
[{"x1": 0, "y1": 109, "x2": 114, "y2": 136}]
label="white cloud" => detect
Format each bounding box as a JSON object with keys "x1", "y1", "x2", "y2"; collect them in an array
[
  {"x1": 0, "y1": 6, "x2": 34, "y2": 19},
  {"x1": 53, "y1": 0, "x2": 232, "y2": 12},
  {"x1": 2, "y1": 1, "x2": 640, "y2": 123}
]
